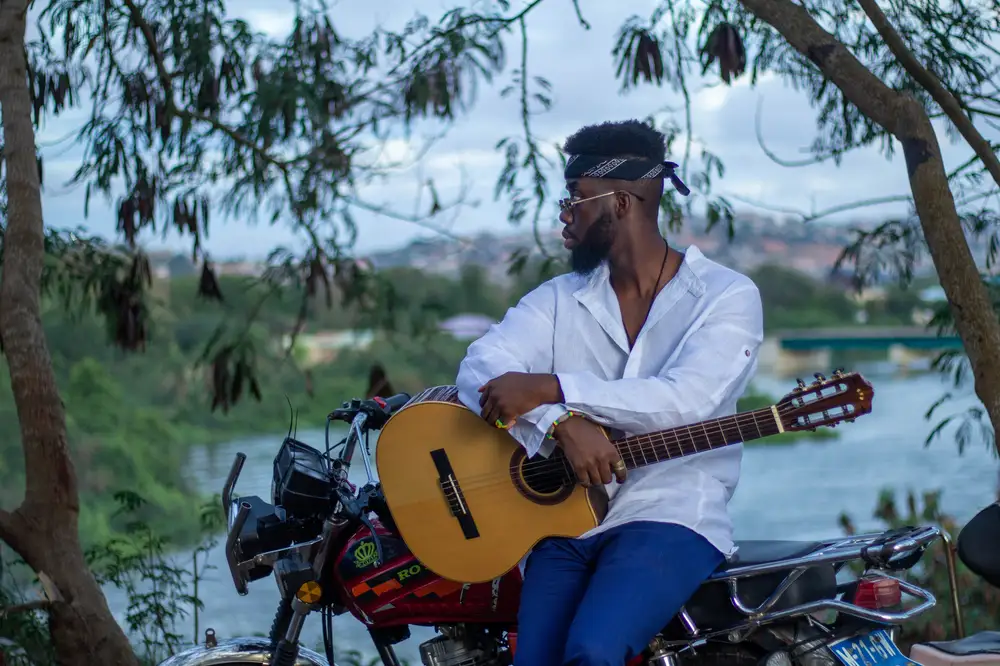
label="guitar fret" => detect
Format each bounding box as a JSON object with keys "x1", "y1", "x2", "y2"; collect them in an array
[
  {"x1": 615, "y1": 407, "x2": 782, "y2": 471},
  {"x1": 734, "y1": 415, "x2": 753, "y2": 442},
  {"x1": 750, "y1": 411, "x2": 763, "y2": 439}
]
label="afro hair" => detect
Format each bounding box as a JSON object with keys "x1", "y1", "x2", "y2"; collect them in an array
[{"x1": 562, "y1": 119, "x2": 667, "y2": 162}]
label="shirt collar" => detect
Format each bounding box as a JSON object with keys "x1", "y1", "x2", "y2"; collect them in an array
[{"x1": 571, "y1": 244, "x2": 708, "y2": 352}]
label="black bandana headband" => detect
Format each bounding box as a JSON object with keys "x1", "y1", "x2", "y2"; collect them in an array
[{"x1": 564, "y1": 154, "x2": 691, "y2": 196}]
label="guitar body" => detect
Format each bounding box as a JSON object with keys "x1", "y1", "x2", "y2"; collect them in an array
[
  {"x1": 376, "y1": 386, "x2": 608, "y2": 584},
  {"x1": 375, "y1": 372, "x2": 874, "y2": 584}
]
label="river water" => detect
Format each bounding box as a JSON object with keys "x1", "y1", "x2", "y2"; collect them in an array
[{"x1": 103, "y1": 369, "x2": 999, "y2": 664}]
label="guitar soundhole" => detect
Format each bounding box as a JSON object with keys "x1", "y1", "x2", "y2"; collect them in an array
[{"x1": 509, "y1": 448, "x2": 575, "y2": 505}]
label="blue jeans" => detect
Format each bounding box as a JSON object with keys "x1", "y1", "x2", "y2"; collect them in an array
[{"x1": 514, "y1": 521, "x2": 724, "y2": 666}]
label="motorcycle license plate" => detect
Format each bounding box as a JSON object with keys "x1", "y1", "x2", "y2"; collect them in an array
[{"x1": 829, "y1": 629, "x2": 922, "y2": 666}]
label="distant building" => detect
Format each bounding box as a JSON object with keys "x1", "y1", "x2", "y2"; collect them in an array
[
  {"x1": 286, "y1": 330, "x2": 375, "y2": 366},
  {"x1": 167, "y1": 254, "x2": 196, "y2": 277},
  {"x1": 439, "y1": 313, "x2": 496, "y2": 341}
]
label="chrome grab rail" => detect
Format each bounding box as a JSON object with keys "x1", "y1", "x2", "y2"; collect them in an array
[
  {"x1": 710, "y1": 525, "x2": 942, "y2": 580},
  {"x1": 654, "y1": 525, "x2": 945, "y2": 646},
  {"x1": 660, "y1": 572, "x2": 938, "y2": 649}
]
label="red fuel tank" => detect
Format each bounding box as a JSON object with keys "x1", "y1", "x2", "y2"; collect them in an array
[{"x1": 329, "y1": 519, "x2": 522, "y2": 628}]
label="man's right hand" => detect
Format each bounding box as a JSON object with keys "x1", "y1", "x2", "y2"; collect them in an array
[{"x1": 553, "y1": 415, "x2": 627, "y2": 487}]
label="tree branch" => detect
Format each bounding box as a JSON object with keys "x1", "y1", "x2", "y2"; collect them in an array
[
  {"x1": 381, "y1": 0, "x2": 549, "y2": 81},
  {"x1": 729, "y1": 192, "x2": 912, "y2": 222},
  {"x1": 0, "y1": 599, "x2": 50, "y2": 618},
  {"x1": 754, "y1": 96, "x2": 860, "y2": 167},
  {"x1": 855, "y1": 0, "x2": 1000, "y2": 194},
  {"x1": 0, "y1": 0, "x2": 78, "y2": 519},
  {"x1": 344, "y1": 195, "x2": 471, "y2": 245},
  {"x1": 120, "y1": 0, "x2": 283, "y2": 170},
  {"x1": 736, "y1": 0, "x2": 1000, "y2": 458}
]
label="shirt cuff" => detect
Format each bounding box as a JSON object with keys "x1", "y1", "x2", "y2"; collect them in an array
[
  {"x1": 519, "y1": 403, "x2": 570, "y2": 458},
  {"x1": 555, "y1": 371, "x2": 587, "y2": 408}
]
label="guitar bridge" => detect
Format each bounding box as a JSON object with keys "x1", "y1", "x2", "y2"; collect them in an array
[{"x1": 429, "y1": 448, "x2": 480, "y2": 540}]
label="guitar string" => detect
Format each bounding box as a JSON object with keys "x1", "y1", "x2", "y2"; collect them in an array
[
  {"x1": 432, "y1": 398, "x2": 830, "y2": 490},
  {"x1": 416, "y1": 400, "x2": 847, "y2": 504},
  {"x1": 429, "y1": 410, "x2": 780, "y2": 503}
]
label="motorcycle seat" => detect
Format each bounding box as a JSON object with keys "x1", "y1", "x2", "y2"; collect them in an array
[
  {"x1": 958, "y1": 502, "x2": 1000, "y2": 590},
  {"x1": 910, "y1": 631, "x2": 1000, "y2": 666},
  {"x1": 715, "y1": 540, "x2": 826, "y2": 571},
  {"x1": 675, "y1": 540, "x2": 837, "y2": 631}
]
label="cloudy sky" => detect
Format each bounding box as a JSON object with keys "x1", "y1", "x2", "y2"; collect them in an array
[{"x1": 27, "y1": 0, "x2": 989, "y2": 259}]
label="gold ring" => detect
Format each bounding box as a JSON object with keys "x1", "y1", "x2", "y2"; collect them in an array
[{"x1": 612, "y1": 460, "x2": 626, "y2": 472}]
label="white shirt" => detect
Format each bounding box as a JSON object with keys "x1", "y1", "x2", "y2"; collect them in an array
[{"x1": 455, "y1": 245, "x2": 764, "y2": 558}]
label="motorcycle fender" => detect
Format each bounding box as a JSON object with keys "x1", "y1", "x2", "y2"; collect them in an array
[{"x1": 156, "y1": 637, "x2": 334, "y2": 666}]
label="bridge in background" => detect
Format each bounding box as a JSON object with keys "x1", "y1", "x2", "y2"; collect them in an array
[
  {"x1": 761, "y1": 326, "x2": 962, "y2": 374},
  {"x1": 773, "y1": 326, "x2": 962, "y2": 350}
]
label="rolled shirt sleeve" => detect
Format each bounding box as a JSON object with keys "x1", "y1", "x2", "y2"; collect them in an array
[{"x1": 456, "y1": 281, "x2": 570, "y2": 457}]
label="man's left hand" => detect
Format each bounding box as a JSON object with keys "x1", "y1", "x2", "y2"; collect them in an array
[{"x1": 478, "y1": 372, "x2": 562, "y2": 427}]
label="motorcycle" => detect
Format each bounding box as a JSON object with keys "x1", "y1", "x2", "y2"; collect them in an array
[
  {"x1": 909, "y1": 499, "x2": 1000, "y2": 666},
  {"x1": 160, "y1": 391, "x2": 945, "y2": 666}
]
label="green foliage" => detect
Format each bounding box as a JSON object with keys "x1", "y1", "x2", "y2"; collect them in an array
[
  {"x1": 8, "y1": 0, "x2": 995, "y2": 421},
  {"x1": 922, "y1": 279, "x2": 1000, "y2": 457},
  {"x1": 747, "y1": 264, "x2": 922, "y2": 332},
  {"x1": 84, "y1": 491, "x2": 223, "y2": 663},
  {"x1": 0, "y1": 555, "x2": 55, "y2": 666},
  {"x1": 838, "y1": 489, "x2": 1000, "y2": 652},
  {"x1": 0, "y1": 491, "x2": 408, "y2": 665}
]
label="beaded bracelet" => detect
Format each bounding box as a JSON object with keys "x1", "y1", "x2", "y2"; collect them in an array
[{"x1": 545, "y1": 410, "x2": 578, "y2": 440}]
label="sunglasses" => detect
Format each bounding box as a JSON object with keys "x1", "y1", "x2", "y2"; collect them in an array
[{"x1": 558, "y1": 190, "x2": 646, "y2": 213}]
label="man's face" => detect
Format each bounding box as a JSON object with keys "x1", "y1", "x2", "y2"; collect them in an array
[{"x1": 560, "y1": 180, "x2": 617, "y2": 275}]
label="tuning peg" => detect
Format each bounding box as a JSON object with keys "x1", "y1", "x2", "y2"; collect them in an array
[
  {"x1": 796, "y1": 378, "x2": 806, "y2": 389},
  {"x1": 814, "y1": 372, "x2": 826, "y2": 382},
  {"x1": 833, "y1": 367, "x2": 845, "y2": 377}
]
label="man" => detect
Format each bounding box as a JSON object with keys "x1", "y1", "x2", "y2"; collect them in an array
[{"x1": 455, "y1": 119, "x2": 764, "y2": 666}]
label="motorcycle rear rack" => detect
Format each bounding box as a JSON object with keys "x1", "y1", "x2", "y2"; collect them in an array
[{"x1": 663, "y1": 525, "x2": 942, "y2": 647}]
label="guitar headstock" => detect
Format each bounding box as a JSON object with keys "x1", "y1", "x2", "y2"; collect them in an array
[{"x1": 776, "y1": 369, "x2": 874, "y2": 432}]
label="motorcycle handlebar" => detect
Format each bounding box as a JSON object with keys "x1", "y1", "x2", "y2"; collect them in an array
[
  {"x1": 378, "y1": 392, "x2": 411, "y2": 414},
  {"x1": 328, "y1": 393, "x2": 411, "y2": 428}
]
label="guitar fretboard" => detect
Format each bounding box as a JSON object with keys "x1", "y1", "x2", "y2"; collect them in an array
[{"x1": 612, "y1": 406, "x2": 782, "y2": 469}]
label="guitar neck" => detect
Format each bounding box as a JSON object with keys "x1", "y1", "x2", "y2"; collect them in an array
[{"x1": 612, "y1": 406, "x2": 783, "y2": 470}]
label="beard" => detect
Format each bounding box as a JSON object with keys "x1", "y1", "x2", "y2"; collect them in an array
[{"x1": 570, "y1": 211, "x2": 615, "y2": 275}]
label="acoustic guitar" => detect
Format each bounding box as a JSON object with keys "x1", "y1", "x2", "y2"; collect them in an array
[{"x1": 375, "y1": 371, "x2": 874, "y2": 584}]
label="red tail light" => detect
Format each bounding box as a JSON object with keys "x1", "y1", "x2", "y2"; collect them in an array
[{"x1": 852, "y1": 576, "x2": 902, "y2": 609}]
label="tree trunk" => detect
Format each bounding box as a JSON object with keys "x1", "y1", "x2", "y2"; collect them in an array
[
  {"x1": 737, "y1": 0, "x2": 1000, "y2": 458},
  {"x1": 0, "y1": 2, "x2": 139, "y2": 664}
]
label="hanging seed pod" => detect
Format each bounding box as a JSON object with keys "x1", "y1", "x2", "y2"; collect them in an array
[
  {"x1": 118, "y1": 197, "x2": 137, "y2": 244},
  {"x1": 197, "y1": 261, "x2": 224, "y2": 301},
  {"x1": 210, "y1": 347, "x2": 233, "y2": 413},
  {"x1": 130, "y1": 252, "x2": 152, "y2": 289},
  {"x1": 632, "y1": 30, "x2": 664, "y2": 85},
  {"x1": 155, "y1": 101, "x2": 171, "y2": 143},
  {"x1": 196, "y1": 72, "x2": 220, "y2": 114},
  {"x1": 304, "y1": 369, "x2": 314, "y2": 398},
  {"x1": 231, "y1": 356, "x2": 246, "y2": 404},
  {"x1": 701, "y1": 22, "x2": 746, "y2": 85}
]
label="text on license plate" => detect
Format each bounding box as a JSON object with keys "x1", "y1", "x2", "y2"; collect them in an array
[{"x1": 829, "y1": 628, "x2": 922, "y2": 666}]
